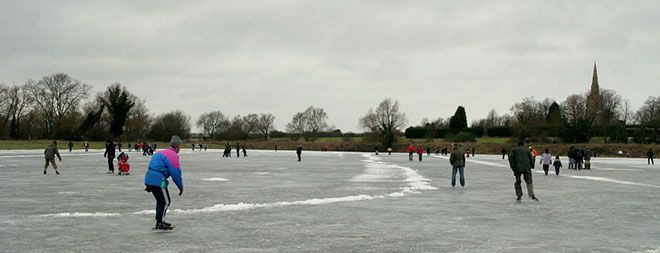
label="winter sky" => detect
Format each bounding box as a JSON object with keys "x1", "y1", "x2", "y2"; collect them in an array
[{"x1": 1, "y1": 1, "x2": 659, "y2": 132}]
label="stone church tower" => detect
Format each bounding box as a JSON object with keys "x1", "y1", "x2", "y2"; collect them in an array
[{"x1": 586, "y1": 62, "x2": 603, "y2": 123}]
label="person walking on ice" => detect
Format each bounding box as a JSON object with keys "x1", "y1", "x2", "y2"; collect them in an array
[
  {"x1": 449, "y1": 144, "x2": 466, "y2": 187},
  {"x1": 43, "y1": 141, "x2": 62, "y2": 175},
  {"x1": 296, "y1": 145, "x2": 303, "y2": 162},
  {"x1": 648, "y1": 148, "x2": 655, "y2": 165},
  {"x1": 509, "y1": 141, "x2": 538, "y2": 202},
  {"x1": 540, "y1": 149, "x2": 553, "y2": 176},
  {"x1": 144, "y1": 135, "x2": 184, "y2": 231},
  {"x1": 552, "y1": 156, "x2": 562, "y2": 176}
]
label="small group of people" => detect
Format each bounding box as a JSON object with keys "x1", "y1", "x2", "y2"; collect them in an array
[
  {"x1": 567, "y1": 146, "x2": 592, "y2": 170},
  {"x1": 222, "y1": 143, "x2": 247, "y2": 158},
  {"x1": 191, "y1": 144, "x2": 208, "y2": 151}
]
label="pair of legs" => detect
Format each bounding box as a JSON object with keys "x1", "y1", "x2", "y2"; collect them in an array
[
  {"x1": 542, "y1": 164, "x2": 550, "y2": 175},
  {"x1": 451, "y1": 165, "x2": 465, "y2": 187},
  {"x1": 649, "y1": 158, "x2": 654, "y2": 165},
  {"x1": 147, "y1": 185, "x2": 171, "y2": 225},
  {"x1": 514, "y1": 170, "x2": 535, "y2": 200},
  {"x1": 44, "y1": 158, "x2": 59, "y2": 174},
  {"x1": 107, "y1": 157, "x2": 115, "y2": 172},
  {"x1": 408, "y1": 152, "x2": 413, "y2": 161},
  {"x1": 584, "y1": 159, "x2": 591, "y2": 169},
  {"x1": 418, "y1": 154, "x2": 422, "y2": 161},
  {"x1": 554, "y1": 166, "x2": 560, "y2": 175}
]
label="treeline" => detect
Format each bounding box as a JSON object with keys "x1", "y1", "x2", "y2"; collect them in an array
[
  {"x1": 2, "y1": 73, "x2": 657, "y2": 145},
  {"x1": 405, "y1": 90, "x2": 659, "y2": 144}
]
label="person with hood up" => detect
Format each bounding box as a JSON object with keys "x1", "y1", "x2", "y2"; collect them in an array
[
  {"x1": 43, "y1": 141, "x2": 62, "y2": 175},
  {"x1": 144, "y1": 135, "x2": 184, "y2": 230},
  {"x1": 509, "y1": 141, "x2": 538, "y2": 202}
]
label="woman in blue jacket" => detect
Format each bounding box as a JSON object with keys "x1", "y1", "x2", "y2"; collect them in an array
[{"x1": 144, "y1": 135, "x2": 184, "y2": 230}]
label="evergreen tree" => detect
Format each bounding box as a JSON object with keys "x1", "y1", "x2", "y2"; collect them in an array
[
  {"x1": 546, "y1": 102, "x2": 562, "y2": 124},
  {"x1": 449, "y1": 106, "x2": 468, "y2": 129},
  {"x1": 101, "y1": 84, "x2": 135, "y2": 138}
]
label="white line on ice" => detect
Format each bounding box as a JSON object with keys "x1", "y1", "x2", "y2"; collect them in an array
[
  {"x1": 533, "y1": 170, "x2": 660, "y2": 188},
  {"x1": 38, "y1": 212, "x2": 121, "y2": 217},
  {"x1": 202, "y1": 177, "x2": 229, "y2": 181}
]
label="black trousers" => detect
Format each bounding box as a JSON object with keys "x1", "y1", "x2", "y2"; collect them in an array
[
  {"x1": 146, "y1": 185, "x2": 171, "y2": 223},
  {"x1": 649, "y1": 158, "x2": 654, "y2": 165},
  {"x1": 107, "y1": 156, "x2": 115, "y2": 172}
]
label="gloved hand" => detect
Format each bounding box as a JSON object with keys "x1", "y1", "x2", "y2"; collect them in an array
[{"x1": 179, "y1": 189, "x2": 183, "y2": 196}]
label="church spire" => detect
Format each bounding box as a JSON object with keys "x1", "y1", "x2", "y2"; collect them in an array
[{"x1": 591, "y1": 61, "x2": 599, "y2": 93}]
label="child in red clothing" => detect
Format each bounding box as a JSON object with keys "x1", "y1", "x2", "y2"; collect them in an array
[{"x1": 117, "y1": 152, "x2": 130, "y2": 175}]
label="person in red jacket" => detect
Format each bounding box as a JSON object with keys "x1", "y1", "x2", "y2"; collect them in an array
[
  {"x1": 416, "y1": 147, "x2": 424, "y2": 161},
  {"x1": 408, "y1": 144, "x2": 415, "y2": 161}
]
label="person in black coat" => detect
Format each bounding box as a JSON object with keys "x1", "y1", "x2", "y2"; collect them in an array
[
  {"x1": 296, "y1": 145, "x2": 303, "y2": 162},
  {"x1": 648, "y1": 148, "x2": 655, "y2": 165},
  {"x1": 103, "y1": 139, "x2": 116, "y2": 173}
]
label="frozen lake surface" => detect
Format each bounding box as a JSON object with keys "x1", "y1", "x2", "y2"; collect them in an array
[{"x1": 1, "y1": 149, "x2": 659, "y2": 252}]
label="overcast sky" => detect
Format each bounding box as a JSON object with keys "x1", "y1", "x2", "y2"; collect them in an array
[{"x1": 1, "y1": 1, "x2": 659, "y2": 132}]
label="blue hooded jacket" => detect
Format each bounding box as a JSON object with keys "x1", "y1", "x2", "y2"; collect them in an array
[{"x1": 144, "y1": 146, "x2": 183, "y2": 191}]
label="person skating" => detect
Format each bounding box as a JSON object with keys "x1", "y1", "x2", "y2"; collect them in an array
[
  {"x1": 242, "y1": 147, "x2": 247, "y2": 157},
  {"x1": 192, "y1": 144, "x2": 195, "y2": 151},
  {"x1": 647, "y1": 148, "x2": 654, "y2": 165},
  {"x1": 408, "y1": 144, "x2": 414, "y2": 161},
  {"x1": 471, "y1": 147, "x2": 475, "y2": 157},
  {"x1": 552, "y1": 156, "x2": 562, "y2": 176},
  {"x1": 296, "y1": 145, "x2": 303, "y2": 162},
  {"x1": 501, "y1": 148, "x2": 507, "y2": 159},
  {"x1": 375, "y1": 145, "x2": 380, "y2": 155},
  {"x1": 104, "y1": 139, "x2": 116, "y2": 174},
  {"x1": 43, "y1": 141, "x2": 62, "y2": 175},
  {"x1": 83, "y1": 141, "x2": 90, "y2": 152},
  {"x1": 540, "y1": 149, "x2": 552, "y2": 176},
  {"x1": 387, "y1": 147, "x2": 392, "y2": 155},
  {"x1": 509, "y1": 141, "x2": 538, "y2": 202},
  {"x1": 198, "y1": 144, "x2": 203, "y2": 151},
  {"x1": 236, "y1": 143, "x2": 241, "y2": 158},
  {"x1": 449, "y1": 144, "x2": 466, "y2": 187},
  {"x1": 67, "y1": 141, "x2": 73, "y2": 152},
  {"x1": 426, "y1": 147, "x2": 431, "y2": 156},
  {"x1": 417, "y1": 146, "x2": 424, "y2": 161},
  {"x1": 118, "y1": 143, "x2": 123, "y2": 152},
  {"x1": 144, "y1": 135, "x2": 184, "y2": 231},
  {"x1": 584, "y1": 149, "x2": 592, "y2": 170}
]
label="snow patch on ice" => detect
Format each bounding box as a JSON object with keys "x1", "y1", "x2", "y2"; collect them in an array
[
  {"x1": 644, "y1": 246, "x2": 660, "y2": 253},
  {"x1": 57, "y1": 191, "x2": 78, "y2": 195},
  {"x1": 355, "y1": 154, "x2": 437, "y2": 195},
  {"x1": 254, "y1": 172, "x2": 271, "y2": 175},
  {"x1": 202, "y1": 177, "x2": 229, "y2": 182},
  {"x1": 39, "y1": 212, "x2": 120, "y2": 217},
  {"x1": 170, "y1": 194, "x2": 383, "y2": 214}
]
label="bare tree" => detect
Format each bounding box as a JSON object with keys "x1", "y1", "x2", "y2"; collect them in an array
[
  {"x1": 149, "y1": 110, "x2": 191, "y2": 141},
  {"x1": 242, "y1": 113, "x2": 260, "y2": 136},
  {"x1": 620, "y1": 98, "x2": 632, "y2": 125},
  {"x1": 24, "y1": 73, "x2": 91, "y2": 138},
  {"x1": 257, "y1": 113, "x2": 275, "y2": 141},
  {"x1": 635, "y1": 96, "x2": 660, "y2": 128},
  {"x1": 484, "y1": 109, "x2": 501, "y2": 128},
  {"x1": 359, "y1": 98, "x2": 407, "y2": 147},
  {"x1": 285, "y1": 106, "x2": 330, "y2": 140},
  {"x1": 196, "y1": 111, "x2": 230, "y2": 140},
  {"x1": 123, "y1": 98, "x2": 151, "y2": 141},
  {"x1": 600, "y1": 88, "x2": 623, "y2": 124},
  {"x1": 561, "y1": 94, "x2": 587, "y2": 123}
]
